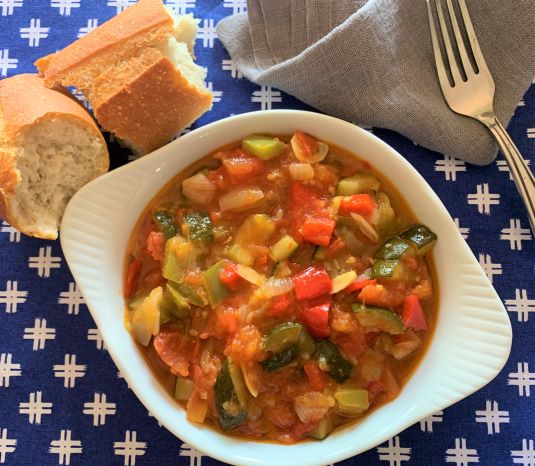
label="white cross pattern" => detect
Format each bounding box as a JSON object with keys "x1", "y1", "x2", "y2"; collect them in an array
[
  {"x1": 251, "y1": 85, "x2": 282, "y2": 110},
  {"x1": 53, "y1": 354, "x2": 86, "y2": 388},
  {"x1": 114, "y1": 431, "x2": 146, "y2": 466},
  {"x1": 496, "y1": 159, "x2": 531, "y2": 180},
  {"x1": 78, "y1": 18, "x2": 98, "y2": 38},
  {"x1": 222, "y1": 58, "x2": 243, "y2": 79},
  {"x1": 453, "y1": 218, "x2": 470, "y2": 240},
  {"x1": 28, "y1": 246, "x2": 62, "y2": 278},
  {"x1": 205, "y1": 82, "x2": 222, "y2": 103},
  {"x1": 20, "y1": 18, "x2": 49, "y2": 47},
  {"x1": 0, "y1": 49, "x2": 18, "y2": 77},
  {"x1": 377, "y1": 436, "x2": 411, "y2": 466},
  {"x1": 197, "y1": 18, "x2": 217, "y2": 48},
  {"x1": 445, "y1": 438, "x2": 479, "y2": 465},
  {"x1": 419, "y1": 410, "x2": 444, "y2": 433},
  {"x1": 508, "y1": 362, "x2": 535, "y2": 397},
  {"x1": 179, "y1": 443, "x2": 204, "y2": 466},
  {"x1": 0, "y1": 353, "x2": 21, "y2": 388},
  {"x1": 527, "y1": 128, "x2": 535, "y2": 139},
  {"x1": 23, "y1": 318, "x2": 56, "y2": 350},
  {"x1": 107, "y1": 0, "x2": 136, "y2": 14},
  {"x1": 51, "y1": 0, "x2": 80, "y2": 16},
  {"x1": 49, "y1": 430, "x2": 82, "y2": 465},
  {"x1": 1, "y1": 221, "x2": 21, "y2": 242},
  {"x1": 506, "y1": 289, "x2": 535, "y2": 323},
  {"x1": 71, "y1": 88, "x2": 92, "y2": 109},
  {"x1": 58, "y1": 282, "x2": 85, "y2": 315},
  {"x1": 165, "y1": 0, "x2": 195, "y2": 15},
  {"x1": 223, "y1": 0, "x2": 246, "y2": 14},
  {"x1": 0, "y1": 428, "x2": 16, "y2": 463},
  {"x1": 434, "y1": 155, "x2": 466, "y2": 181},
  {"x1": 87, "y1": 328, "x2": 106, "y2": 350},
  {"x1": 0, "y1": 280, "x2": 28, "y2": 314},
  {"x1": 511, "y1": 439, "x2": 535, "y2": 466},
  {"x1": 500, "y1": 219, "x2": 532, "y2": 251},
  {"x1": 19, "y1": 391, "x2": 53, "y2": 425},
  {"x1": 0, "y1": 0, "x2": 23, "y2": 16},
  {"x1": 477, "y1": 253, "x2": 502, "y2": 284},
  {"x1": 467, "y1": 183, "x2": 500, "y2": 215},
  {"x1": 83, "y1": 393, "x2": 116, "y2": 426},
  {"x1": 475, "y1": 400, "x2": 510, "y2": 434}
]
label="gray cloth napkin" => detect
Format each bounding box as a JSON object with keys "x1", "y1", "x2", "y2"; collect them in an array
[{"x1": 216, "y1": 0, "x2": 535, "y2": 165}]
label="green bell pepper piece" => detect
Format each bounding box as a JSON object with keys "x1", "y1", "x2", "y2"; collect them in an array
[
  {"x1": 185, "y1": 212, "x2": 213, "y2": 242},
  {"x1": 202, "y1": 260, "x2": 230, "y2": 307},
  {"x1": 153, "y1": 211, "x2": 177, "y2": 240}
]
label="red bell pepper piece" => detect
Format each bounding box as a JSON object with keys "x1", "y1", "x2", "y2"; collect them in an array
[
  {"x1": 298, "y1": 296, "x2": 331, "y2": 339},
  {"x1": 292, "y1": 267, "x2": 332, "y2": 300},
  {"x1": 267, "y1": 293, "x2": 292, "y2": 317},
  {"x1": 402, "y1": 294, "x2": 427, "y2": 330},
  {"x1": 294, "y1": 130, "x2": 319, "y2": 157},
  {"x1": 339, "y1": 194, "x2": 374, "y2": 215},
  {"x1": 345, "y1": 279, "x2": 377, "y2": 294},
  {"x1": 301, "y1": 216, "x2": 335, "y2": 247},
  {"x1": 303, "y1": 361, "x2": 326, "y2": 391},
  {"x1": 125, "y1": 258, "x2": 142, "y2": 298},
  {"x1": 289, "y1": 182, "x2": 324, "y2": 241},
  {"x1": 219, "y1": 262, "x2": 245, "y2": 292}
]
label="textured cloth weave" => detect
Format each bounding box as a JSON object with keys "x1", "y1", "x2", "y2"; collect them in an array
[{"x1": 217, "y1": 0, "x2": 535, "y2": 165}]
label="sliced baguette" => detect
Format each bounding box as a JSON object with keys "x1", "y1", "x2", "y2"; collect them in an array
[
  {"x1": 0, "y1": 74, "x2": 109, "y2": 240},
  {"x1": 36, "y1": 0, "x2": 212, "y2": 155}
]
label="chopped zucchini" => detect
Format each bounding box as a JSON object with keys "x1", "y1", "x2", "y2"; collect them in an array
[
  {"x1": 262, "y1": 344, "x2": 298, "y2": 372},
  {"x1": 336, "y1": 173, "x2": 380, "y2": 196},
  {"x1": 175, "y1": 376, "x2": 194, "y2": 401},
  {"x1": 313, "y1": 246, "x2": 327, "y2": 261},
  {"x1": 297, "y1": 329, "x2": 317, "y2": 356},
  {"x1": 235, "y1": 214, "x2": 276, "y2": 245},
  {"x1": 352, "y1": 303, "x2": 405, "y2": 334},
  {"x1": 310, "y1": 414, "x2": 336, "y2": 440},
  {"x1": 370, "y1": 259, "x2": 402, "y2": 279},
  {"x1": 270, "y1": 235, "x2": 299, "y2": 262},
  {"x1": 165, "y1": 282, "x2": 190, "y2": 318},
  {"x1": 202, "y1": 260, "x2": 230, "y2": 307},
  {"x1": 264, "y1": 322, "x2": 303, "y2": 353},
  {"x1": 400, "y1": 224, "x2": 437, "y2": 255},
  {"x1": 227, "y1": 243, "x2": 255, "y2": 266},
  {"x1": 272, "y1": 260, "x2": 292, "y2": 278},
  {"x1": 374, "y1": 192, "x2": 396, "y2": 238},
  {"x1": 242, "y1": 135, "x2": 287, "y2": 160},
  {"x1": 334, "y1": 388, "x2": 369, "y2": 416},
  {"x1": 228, "y1": 358, "x2": 248, "y2": 408},
  {"x1": 314, "y1": 341, "x2": 352, "y2": 383},
  {"x1": 215, "y1": 359, "x2": 247, "y2": 431},
  {"x1": 374, "y1": 237, "x2": 414, "y2": 260},
  {"x1": 153, "y1": 211, "x2": 177, "y2": 240},
  {"x1": 162, "y1": 237, "x2": 184, "y2": 283},
  {"x1": 184, "y1": 212, "x2": 213, "y2": 242},
  {"x1": 175, "y1": 283, "x2": 208, "y2": 307}
]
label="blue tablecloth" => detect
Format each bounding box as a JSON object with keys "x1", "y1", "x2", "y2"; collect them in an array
[{"x1": 0, "y1": 2, "x2": 533, "y2": 465}]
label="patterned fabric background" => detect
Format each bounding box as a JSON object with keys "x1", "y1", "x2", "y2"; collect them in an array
[{"x1": 0, "y1": 1, "x2": 533, "y2": 465}]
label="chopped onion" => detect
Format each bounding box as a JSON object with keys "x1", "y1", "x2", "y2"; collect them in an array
[
  {"x1": 356, "y1": 268, "x2": 371, "y2": 282},
  {"x1": 350, "y1": 212, "x2": 379, "y2": 243},
  {"x1": 236, "y1": 264, "x2": 265, "y2": 286},
  {"x1": 262, "y1": 278, "x2": 294, "y2": 298},
  {"x1": 294, "y1": 392, "x2": 335, "y2": 423},
  {"x1": 182, "y1": 172, "x2": 216, "y2": 206},
  {"x1": 291, "y1": 134, "x2": 329, "y2": 163},
  {"x1": 288, "y1": 163, "x2": 314, "y2": 181},
  {"x1": 219, "y1": 186, "x2": 264, "y2": 212}
]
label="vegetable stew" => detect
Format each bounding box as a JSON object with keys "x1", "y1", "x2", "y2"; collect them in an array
[{"x1": 124, "y1": 131, "x2": 438, "y2": 443}]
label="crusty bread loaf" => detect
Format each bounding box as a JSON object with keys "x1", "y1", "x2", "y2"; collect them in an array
[
  {"x1": 36, "y1": 0, "x2": 212, "y2": 155},
  {"x1": 0, "y1": 74, "x2": 109, "y2": 240}
]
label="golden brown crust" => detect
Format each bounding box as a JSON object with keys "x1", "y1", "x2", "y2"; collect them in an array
[
  {"x1": 35, "y1": 0, "x2": 173, "y2": 90},
  {"x1": 94, "y1": 56, "x2": 213, "y2": 154}
]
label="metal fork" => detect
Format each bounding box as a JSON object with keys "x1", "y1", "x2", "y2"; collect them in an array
[{"x1": 426, "y1": 0, "x2": 535, "y2": 234}]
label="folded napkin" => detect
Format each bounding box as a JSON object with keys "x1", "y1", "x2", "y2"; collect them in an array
[{"x1": 217, "y1": 0, "x2": 535, "y2": 165}]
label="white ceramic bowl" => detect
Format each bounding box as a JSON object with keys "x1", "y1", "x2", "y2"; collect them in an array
[{"x1": 61, "y1": 110, "x2": 512, "y2": 466}]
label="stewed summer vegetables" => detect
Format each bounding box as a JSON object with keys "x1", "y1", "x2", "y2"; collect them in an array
[{"x1": 124, "y1": 131, "x2": 437, "y2": 443}]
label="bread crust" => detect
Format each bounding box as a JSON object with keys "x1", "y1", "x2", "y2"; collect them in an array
[
  {"x1": 94, "y1": 55, "x2": 213, "y2": 154},
  {"x1": 0, "y1": 74, "x2": 109, "y2": 240},
  {"x1": 35, "y1": 0, "x2": 173, "y2": 91}
]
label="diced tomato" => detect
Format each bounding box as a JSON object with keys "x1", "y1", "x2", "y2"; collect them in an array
[
  {"x1": 219, "y1": 262, "x2": 245, "y2": 292},
  {"x1": 254, "y1": 254, "x2": 268, "y2": 266},
  {"x1": 222, "y1": 151, "x2": 265, "y2": 180},
  {"x1": 367, "y1": 379, "x2": 385, "y2": 397},
  {"x1": 291, "y1": 421, "x2": 316, "y2": 440},
  {"x1": 294, "y1": 130, "x2": 319, "y2": 157},
  {"x1": 300, "y1": 216, "x2": 335, "y2": 247},
  {"x1": 334, "y1": 331, "x2": 366, "y2": 358},
  {"x1": 142, "y1": 267, "x2": 164, "y2": 290},
  {"x1": 145, "y1": 231, "x2": 165, "y2": 262},
  {"x1": 339, "y1": 194, "x2": 374, "y2": 215},
  {"x1": 289, "y1": 182, "x2": 325, "y2": 241},
  {"x1": 402, "y1": 294, "x2": 427, "y2": 330},
  {"x1": 357, "y1": 283, "x2": 405, "y2": 308},
  {"x1": 124, "y1": 258, "x2": 142, "y2": 298},
  {"x1": 207, "y1": 166, "x2": 230, "y2": 190},
  {"x1": 209, "y1": 209, "x2": 222, "y2": 223},
  {"x1": 298, "y1": 296, "x2": 331, "y2": 339},
  {"x1": 345, "y1": 279, "x2": 377, "y2": 294},
  {"x1": 303, "y1": 361, "x2": 326, "y2": 391},
  {"x1": 267, "y1": 293, "x2": 292, "y2": 317},
  {"x1": 292, "y1": 266, "x2": 332, "y2": 300},
  {"x1": 153, "y1": 325, "x2": 190, "y2": 377},
  {"x1": 325, "y1": 238, "x2": 346, "y2": 258}
]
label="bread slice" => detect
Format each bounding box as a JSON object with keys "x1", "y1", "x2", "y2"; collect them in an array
[
  {"x1": 35, "y1": 0, "x2": 212, "y2": 155},
  {"x1": 0, "y1": 74, "x2": 109, "y2": 240}
]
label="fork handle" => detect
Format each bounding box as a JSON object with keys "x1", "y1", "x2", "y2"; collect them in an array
[{"x1": 484, "y1": 116, "x2": 535, "y2": 235}]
